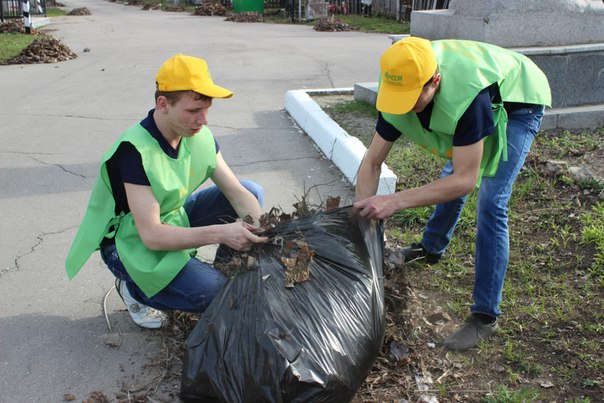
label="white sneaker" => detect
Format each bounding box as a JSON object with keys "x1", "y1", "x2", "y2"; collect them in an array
[{"x1": 115, "y1": 279, "x2": 165, "y2": 329}]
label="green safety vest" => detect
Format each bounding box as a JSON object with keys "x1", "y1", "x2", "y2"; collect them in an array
[
  {"x1": 382, "y1": 40, "x2": 551, "y2": 184},
  {"x1": 65, "y1": 123, "x2": 217, "y2": 297}
]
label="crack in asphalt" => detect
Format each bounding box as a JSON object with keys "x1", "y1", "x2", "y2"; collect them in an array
[
  {"x1": 322, "y1": 62, "x2": 336, "y2": 88},
  {"x1": 28, "y1": 154, "x2": 87, "y2": 178},
  {"x1": 1, "y1": 225, "x2": 77, "y2": 278}
]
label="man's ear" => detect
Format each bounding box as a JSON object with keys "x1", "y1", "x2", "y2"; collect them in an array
[
  {"x1": 156, "y1": 95, "x2": 169, "y2": 112},
  {"x1": 433, "y1": 73, "x2": 442, "y2": 87}
]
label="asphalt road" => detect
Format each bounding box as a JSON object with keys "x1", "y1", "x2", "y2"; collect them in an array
[{"x1": 0, "y1": 2, "x2": 387, "y2": 401}]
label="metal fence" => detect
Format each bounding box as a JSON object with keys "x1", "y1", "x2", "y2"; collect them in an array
[
  {"x1": 1, "y1": 0, "x2": 46, "y2": 22},
  {"x1": 0, "y1": 0, "x2": 445, "y2": 24},
  {"x1": 216, "y1": 0, "x2": 440, "y2": 20},
  {"x1": 252, "y1": 0, "x2": 449, "y2": 20}
]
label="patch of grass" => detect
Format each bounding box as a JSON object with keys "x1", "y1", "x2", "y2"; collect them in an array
[
  {"x1": 535, "y1": 128, "x2": 603, "y2": 158},
  {"x1": 581, "y1": 202, "x2": 604, "y2": 280},
  {"x1": 0, "y1": 32, "x2": 36, "y2": 63},
  {"x1": 482, "y1": 384, "x2": 540, "y2": 402},
  {"x1": 327, "y1": 99, "x2": 377, "y2": 117},
  {"x1": 334, "y1": 14, "x2": 408, "y2": 34},
  {"x1": 263, "y1": 13, "x2": 409, "y2": 34},
  {"x1": 46, "y1": 6, "x2": 68, "y2": 16}
]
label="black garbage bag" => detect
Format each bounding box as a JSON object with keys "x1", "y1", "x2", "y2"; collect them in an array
[{"x1": 180, "y1": 206, "x2": 385, "y2": 402}]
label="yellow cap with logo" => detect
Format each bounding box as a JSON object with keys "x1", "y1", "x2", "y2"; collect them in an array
[
  {"x1": 156, "y1": 54, "x2": 233, "y2": 99},
  {"x1": 376, "y1": 37, "x2": 437, "y2": 114}
]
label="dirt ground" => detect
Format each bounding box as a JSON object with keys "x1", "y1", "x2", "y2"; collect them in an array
[{"x1": 317, "y1": 95, "x2": 604, "y2": 403}]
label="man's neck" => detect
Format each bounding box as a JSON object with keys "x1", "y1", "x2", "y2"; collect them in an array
[{"x1": 153, "y1": 109, "x2": 181, "y2": 149}]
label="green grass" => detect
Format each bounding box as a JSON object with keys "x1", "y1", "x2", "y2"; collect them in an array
[
  {"x1": 0, "y1": 32, "x2": 36, "y2": 63},
  {"x1": 328, "y1": 14, "x2": 408, "y2": 34},
  {"x1": 46, "y1": 6, "x2": 68, "y2": 17},
  {"x1": 262, "y1": 13, "x2": 409, "y2": 34},
  {"x1": 481, "y1": 384, "x2": 540, "y2": 402},
  {"x1": 581, "y1": 202, "x2": 604, "y2": 280}
]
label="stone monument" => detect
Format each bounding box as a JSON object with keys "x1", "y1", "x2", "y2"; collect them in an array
[{"x1": 409, "y1": 0, "x2": 604, "y2": 129}]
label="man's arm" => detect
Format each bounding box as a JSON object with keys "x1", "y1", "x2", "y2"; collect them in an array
[
  {"x1": 211, "y1": 151, "x2": 263, "y2": 224},
  {"x1": 355, "y1": 131, "x2": 394, "y2": 201},
  {"x1": 353, "y1": 140, "x2": 484, "y2": 220},
  {"x1": 125, "y1": 156, "x2": 267, "y2": 252}
]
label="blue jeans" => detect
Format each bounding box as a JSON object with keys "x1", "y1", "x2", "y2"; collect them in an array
[
  {"x1": 100, "y1": 180, "x2": 264, "y2": 313},
  {"x1": 420, "y1": 106, "x2": 544, "y2": 318}
]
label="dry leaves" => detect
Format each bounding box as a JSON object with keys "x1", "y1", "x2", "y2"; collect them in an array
[
  {"x1": 67, "y1": 7, "x2": 91, "y2": 15},
  {"x1": 225, "y1": 12, "x2": 264, "y2": 23},
  {"x1": 193, "y1": 2, "x2": 229, "y2": 16},
  {"x1": 313, "y1": 15, "x2": 359, "y2": 32},
  {"x1": 281, "y1": 239, "x2": 315, "y2": 287}
]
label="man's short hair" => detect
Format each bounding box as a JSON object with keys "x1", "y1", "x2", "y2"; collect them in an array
[{"x1": 155, "y1": 90, "x2": 212, "y2": 105}]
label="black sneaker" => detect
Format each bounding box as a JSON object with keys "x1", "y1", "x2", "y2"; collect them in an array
[
  {"x1": 443, "y1": 314, "x2": 498, "y2": 351},
  {"x1": 400, "y1": 242, "x2": 442, "y2": 264}
]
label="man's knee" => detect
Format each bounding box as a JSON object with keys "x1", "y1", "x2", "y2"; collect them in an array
[{"x1": 240, "y1": 180, "x2": 264, "y2": 206}]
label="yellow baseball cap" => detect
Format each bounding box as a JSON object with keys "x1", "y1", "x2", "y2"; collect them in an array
[
  {"x1": 156, "y1": 54, "x2": 233, "y2": 99},
  {"x1": 376, "y1": 37, "x2": 437, "y2": 114}
]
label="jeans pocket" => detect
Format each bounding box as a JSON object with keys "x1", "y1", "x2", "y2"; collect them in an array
[{"x1": 509, "y1": 106, "x2": 544, "y2": 135}]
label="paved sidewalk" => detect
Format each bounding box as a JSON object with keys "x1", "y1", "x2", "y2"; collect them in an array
[{"x1": 0, "y1": 1, "x2": 387, "y2": 401}]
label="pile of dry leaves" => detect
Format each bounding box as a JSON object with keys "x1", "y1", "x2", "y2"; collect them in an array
[
  {"x1": 0, "y1": 19, "x2": 27, "y2": 33},
  {"x1": 314, "y1": 15, "x2": 359, "y2": 32},
  {"x1": 67, "y1": 7, "x2": 91, "y2": 15},
  {"x1": 162, "y1": 5, "x2": 186, "y2": 12},
  {"x1": 225, "y1": 11, "x2": 265, "y2": 23},
  {"x1": 193, "y1": 2, "x2": 229, "y2": 16}
]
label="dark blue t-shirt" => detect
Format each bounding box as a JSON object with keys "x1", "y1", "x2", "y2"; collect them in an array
[{"x1": 376, "y1": 84, "x2": 502, "y2": 146}]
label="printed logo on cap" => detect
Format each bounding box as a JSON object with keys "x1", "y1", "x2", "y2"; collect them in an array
[{"x1": 384, "y1": 71, "x2": 403, "y2": 86}]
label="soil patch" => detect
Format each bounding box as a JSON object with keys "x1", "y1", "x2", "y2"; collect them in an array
[{"x1": 313, "y1": 94, "x2": 604, "y2": 402}]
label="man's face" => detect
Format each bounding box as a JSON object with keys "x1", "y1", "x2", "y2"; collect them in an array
[
  {"x1": 410, "y1": 74, "x2": 440, "y2": 113},
  {"x1": 167, "y1": 91, "x2": 213, "y2": 138}
]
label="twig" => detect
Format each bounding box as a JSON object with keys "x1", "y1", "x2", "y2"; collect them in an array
[
  {"x1": 435, "y1": 368, "x2": 451, "y2": 383},
  {"x1": 413, "y1": 389, "x2": 490, "y2": 394},
  {"x1": 103, "y1": 285, "x2": 116, "y2": 332}
]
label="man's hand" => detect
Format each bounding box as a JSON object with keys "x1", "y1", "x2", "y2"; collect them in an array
[
  {"x1": 220, "y1": 221, "x2": 268, "y2": 252},
  {"x1": 353, "y1": 194, "x2": 398, "y2": 220}
]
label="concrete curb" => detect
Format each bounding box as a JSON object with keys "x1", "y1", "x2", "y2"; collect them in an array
[
  {"x1": 32, "y1": 17, "x2": 50, "y2": 29},
  {"x1": 285, "y1": 89, "x2": 397, "y2": 196}
]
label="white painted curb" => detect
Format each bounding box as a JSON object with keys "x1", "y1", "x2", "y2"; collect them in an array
[{"x1": 285, "y1": 89, "x2": 397, "y2": 196}]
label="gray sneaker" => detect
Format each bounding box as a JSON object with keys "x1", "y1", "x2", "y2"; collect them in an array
[
  {"x1": 444, "y1": 314, "x2": 498, "y2": 351},
  {"x1": 115, "y1": 279, "x2": 165, "y2": 329}
]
